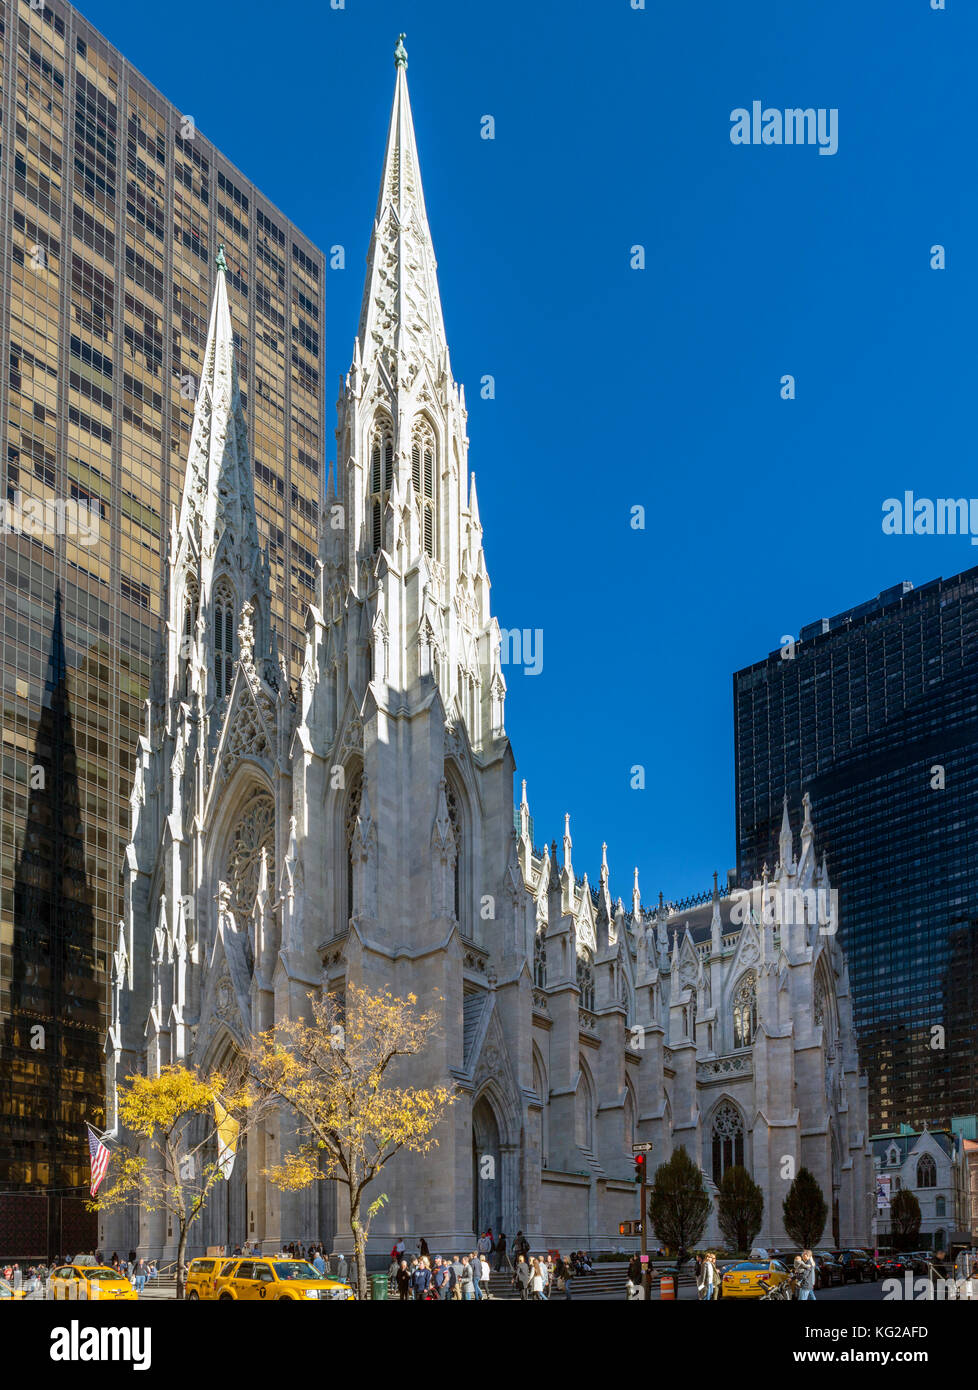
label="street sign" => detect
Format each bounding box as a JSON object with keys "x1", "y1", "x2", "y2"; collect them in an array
[{"x1": 631, "y1": 1142, "x2": 653, "y2": 1153}]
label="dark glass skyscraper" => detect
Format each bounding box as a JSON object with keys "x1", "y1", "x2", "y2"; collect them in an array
[
  {"x1": 734, "y1": 568, "x2": 978, "y2": 1134},
  {"x1": 0, "y1": 0, "x2": 324, "y2": 1253}
]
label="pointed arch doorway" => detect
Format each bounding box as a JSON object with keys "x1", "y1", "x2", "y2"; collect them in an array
[{"x1": 472, "y1": 1095, "x2": 501, "y2": 1239}]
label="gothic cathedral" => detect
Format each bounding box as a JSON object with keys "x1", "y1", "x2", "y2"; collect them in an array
[{"x1": 105, "y1": 45, "x2": 872, "y2": 1258}]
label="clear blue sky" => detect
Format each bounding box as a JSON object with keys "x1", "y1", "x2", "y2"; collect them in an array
[{"x1": 83, "y1": 0, "x2": 977, "y2": 903}]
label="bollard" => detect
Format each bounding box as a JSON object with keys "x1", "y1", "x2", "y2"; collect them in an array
[{"x1": 659, "y1": 1273, "x2": 675, "y2": 1300}]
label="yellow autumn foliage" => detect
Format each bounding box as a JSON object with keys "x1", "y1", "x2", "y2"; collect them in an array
[{"x1": 248, "y1": 985, "x2": 456, "y2": 1297}]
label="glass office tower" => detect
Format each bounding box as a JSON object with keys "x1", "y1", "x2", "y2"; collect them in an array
[
  {"x1": 734, "y1": 569, "x2": 978, "y2": 1135},
  {"x1": 0, "y1": 0, "x2": 324, "y2": 1252}
]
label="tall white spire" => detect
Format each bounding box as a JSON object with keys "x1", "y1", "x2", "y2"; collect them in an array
[
  {"x1": 176, "y1": 250, "x2": 261, "y2": 574},
  {"x1": 167, "y1": 247, "x2": 271, "y2": 719},
  {"x1": 357, "y1": 33, "x2": 447, "y2": 378},
  {"x1": 324, "y1": 37, "x2": 505, "y2": 753}
]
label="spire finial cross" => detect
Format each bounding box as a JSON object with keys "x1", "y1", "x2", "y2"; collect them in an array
[
  {"x1": 394, "y1": 33, "x2": 408, "y2": 69},
  {"x1": 216, "y1": 244, "x2": 228, "y2": 273}
]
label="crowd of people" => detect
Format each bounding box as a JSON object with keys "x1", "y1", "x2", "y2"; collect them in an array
[
  {"x1": 1, "y1": 1250, "x2": 160, "y2": 1296},
  {"x1": 281, "y1": 1242, "x2": 350, "y2": 1282},
  {"x1": 386, "y1": 1230, "x2": 596, "y2": 1300},
  {"x1": 2, "y1": 1263, "x2": 46, "y2": 1297},
  {"x1": 1, "y1": 1235, "x2": 603, "y2": 1301}
]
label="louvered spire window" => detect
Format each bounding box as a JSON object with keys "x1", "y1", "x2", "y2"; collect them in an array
[
  {"x1": 213, "y1": 579, "x2": 235, "y2": 698},
  {"x1": 412, "y1": 420, "x2": 436, "y2": 558},
  {"x1": 368, "y1": 418, "x2": 394, "y2": 553}
]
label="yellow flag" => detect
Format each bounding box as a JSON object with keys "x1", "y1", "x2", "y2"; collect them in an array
[{"x1": 214, "y1": 1099, "x2": 239, "y2": 1180}]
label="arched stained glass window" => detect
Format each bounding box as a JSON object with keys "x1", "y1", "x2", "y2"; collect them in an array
[
  {"x1": 182, "y1": 575, "x2": 198, "y2": 695},
  {"x1": 732, "y1": 971, "x2": 757, "y2": 1049},
  {"x1": 344, "y1": 767, "x2": 363, "y2": 925},
  {"x1": 711, "y1": 1101, "x2": 745, "y2": 1184},
  {"x1": 577, "y1": 950, "x2": 595, "y2": 1012},
  {"x1": 533, "y1": 929, "x2": 547, "y2": 988},
  {"x1": 445, "y1": 779, "x2": 462, "y2": 926},
  {"x1": 916, "y1": 1153, "x2": 937, "y2": 1189}
]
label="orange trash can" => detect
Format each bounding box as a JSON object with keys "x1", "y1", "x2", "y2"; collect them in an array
[{"x1": 660, "y1": 1274, "x2": 676, "y2": 1300}]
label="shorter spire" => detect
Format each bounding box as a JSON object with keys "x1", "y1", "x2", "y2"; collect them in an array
[
  {"x1": 711, "y1": 890, "x2": 723, "y2": 952},
  {"x1": 548, "y1": 839, "x2": 561, "y2": 893},
  {"x1": 779, "y1": 795, "x2": 794, "y2": 870},
  {"x1": 469, "y1": 473, "x2": 482, "y2": 529},
  {"x1": 800, "y1": 790, "x2": 815, "y2": 862}
]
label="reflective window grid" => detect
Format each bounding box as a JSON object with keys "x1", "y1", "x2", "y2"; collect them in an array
[
  {"x1": 0, "y1": 0, "x2": 325, "y2": 1203},
  {"x1": 734, "y1": 569, "x2": 978, "y2": 1136}
]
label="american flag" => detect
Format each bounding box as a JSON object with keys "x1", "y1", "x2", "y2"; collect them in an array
[{"x1": 86, "y1": 1125, "x2": 110, "y2": 1195}]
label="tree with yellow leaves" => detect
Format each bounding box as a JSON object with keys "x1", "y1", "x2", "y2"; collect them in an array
[
  {"x1": 91, "y1": 1064, "x2": 265, "y2": 1299},
  {"x1": 248, "y1": 985, "x2": 455, "y2": 1300}
]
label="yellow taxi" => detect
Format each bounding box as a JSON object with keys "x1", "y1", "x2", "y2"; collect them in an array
[
  {"x1": 185, "y1": 1257, "x2": 229, "y2": 1301},
  {"x1": 212, "y1": 1256, "x2": 354, "y2": 1301},
  {"x1": 50, "y1": 1263, "x2": 138, "y2": 1301},
  {"x1": 720, "y1": 1259, "x2": 794, "y2": 1299},
  {"x1": 0, "y1": 1277, "x2": 27, "y2": 1300}
]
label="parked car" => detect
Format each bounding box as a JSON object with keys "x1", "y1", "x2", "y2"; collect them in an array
[
  {"x1": 812, "y1": 1251, "x2": 844, "y2": 1288},
  {"x1": 835, "y1": 1249, "x2": 878, "y2": 1283},
  {"x1": 185, "y1": 1257, "x2": 227, "y2": 1301},
  {"x1": 721, "y1": 1259, "x2": 794, "y2": 1300},
  {"x1": 212, "y1": 1256, "x2": 354, "y2": 1301},
  {"x1": 878, "y1": 1254, "x2": 911, "y2": 1278},
  {"x1": 50, "y1": 1263, "x2": 137, "y2": 1301}
]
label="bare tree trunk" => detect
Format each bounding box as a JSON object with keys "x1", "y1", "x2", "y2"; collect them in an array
[
  {"x1": 351, "y1": 1205, "x2": 368, "y2": 1301},
  {"x1": 176, "y1": 1224, "x2": 188, "y2": 1301}
]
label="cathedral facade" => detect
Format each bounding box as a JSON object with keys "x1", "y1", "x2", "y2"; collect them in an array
[{"x1": 105, "y1": 45, "x2": 872, "y2": 1258}]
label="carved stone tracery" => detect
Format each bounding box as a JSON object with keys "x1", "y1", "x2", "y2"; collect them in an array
[{"x1": 225, "y1": 788, "x2": 275, "y2": 921}]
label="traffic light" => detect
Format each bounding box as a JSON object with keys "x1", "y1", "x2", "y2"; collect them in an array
[
  {"x1": 634, "y1": 1153, "x2": 646, "y2": 1184},
  {"x1": 619, "y1": 1222, "x2": 627, "y2": 1236}
]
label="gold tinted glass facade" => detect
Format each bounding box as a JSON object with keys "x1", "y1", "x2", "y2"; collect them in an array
[{"x1": 0, "y1": 0, "x2": 324, "y2": 1215}]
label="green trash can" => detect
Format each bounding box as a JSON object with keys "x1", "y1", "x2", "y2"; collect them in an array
[{"x1": 370, "y1": 1272, "x2": 388, "y2": 1301}]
